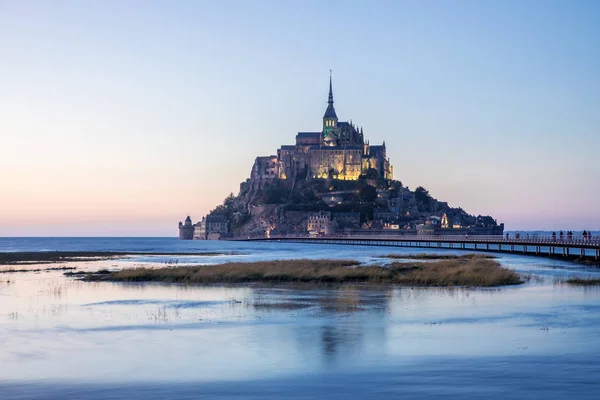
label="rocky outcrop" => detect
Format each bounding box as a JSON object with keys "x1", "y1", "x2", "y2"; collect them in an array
[{"x1": 232, "y1": 205, "x2": 311, "y2": 237}]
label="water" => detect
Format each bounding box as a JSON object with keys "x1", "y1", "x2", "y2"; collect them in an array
[{"x1": 1, "y1": 238, "x2": 600, "y2": 399}]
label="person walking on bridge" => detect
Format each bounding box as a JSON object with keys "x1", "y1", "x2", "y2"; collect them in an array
[
  {"x1": 552, "y1": 231, "x2": 556, "y2": 241},
  {"x1": 559, "y1": 231, "x2": 564, "y2": 240}
]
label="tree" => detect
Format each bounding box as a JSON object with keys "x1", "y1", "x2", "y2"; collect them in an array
[
  {"x1": 389, "y1": 180, "x2": 403, "y2": 194},
  {"x1": 388, "y1": 180, "x2": 403, "y2": 198},
  {"x1": 414, "y1": 186, "x2": 432, "y2": 211},
  {"x1": 359, "y1": 185, "x2": 377, "y2": 202},
  {"x1": 223, "y1": 192, "x2": 236, "y2": 208},
  {"x1": 361, "y1": 168, "x2": 380, "y2": 180},
  {"x1": 230, "y1": 211, "x2": 251, "y2": 229},
  {"x1": 210, "y1": 204, "x2": 231, "y2": 218},
  {"x1": 289, "y1": 186, "x2": 317, "y2": 204},
  {"x1": 259, "y1": 184, "x2": 288, "y2": 204}
]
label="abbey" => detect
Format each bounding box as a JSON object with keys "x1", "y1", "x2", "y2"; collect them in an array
[{"x1": 250, "y1": 76, "x2": 393, "y2": 187}]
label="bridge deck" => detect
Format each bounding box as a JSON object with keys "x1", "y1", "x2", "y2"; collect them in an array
[{"x1": 227, "y1": 235, "x2": 600, "y2": 261}]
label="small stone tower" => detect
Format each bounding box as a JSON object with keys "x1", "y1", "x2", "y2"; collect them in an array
[{"x1": 178, "y1": 216, "x2": 194, "y2": 240}]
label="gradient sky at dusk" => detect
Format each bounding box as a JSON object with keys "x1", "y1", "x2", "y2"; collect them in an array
[{"x1": 1, "y1": 0, "x2": 599, "y2": 236}]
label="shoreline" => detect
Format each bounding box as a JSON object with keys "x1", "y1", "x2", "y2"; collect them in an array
[{"x1": 0, "y1": 251, "x2": 232, "y2": 265}]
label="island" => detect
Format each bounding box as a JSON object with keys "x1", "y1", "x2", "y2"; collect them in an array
[{"x1": 179, "y1": 75, "x2": 503, "y2": 240}]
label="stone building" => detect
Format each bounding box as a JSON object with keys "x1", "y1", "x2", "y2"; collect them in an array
[
  {"x1": 192, "y1": 215, "x2": 229, "y2": 240},
  {"x1": 178, "y1": 216, "x2": 194, "y2": 240},
  {"x1": 193, "y1": 217, "x2": 207, "y2": 240},
  {"x1": 373, "y1": 208, "x2": 392, "y2": 221},
  {"x1": 332, "y1": 212, "x2": 361, "y2": 230},
  {"x1": 251, "y1": 75, "x2": 393, "y2": 185},
  {"x1": 250, "y1": 155, "x2": 279, "y2": 191},
  {"x1": 307, "y1": 211, "x2": 332, "y2": 235},
  {"x1": 206, "y1": 215, "x2": 228, "y2": 238}
]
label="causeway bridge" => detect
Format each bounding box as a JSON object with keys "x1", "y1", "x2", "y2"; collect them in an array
[{"x1": 232, "y1": 234, "x2": 600, "y2": 261}]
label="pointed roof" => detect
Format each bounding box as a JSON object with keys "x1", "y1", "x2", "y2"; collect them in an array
[{"x1": 323, "y1": 71, "x2": 338, "y2": 119}]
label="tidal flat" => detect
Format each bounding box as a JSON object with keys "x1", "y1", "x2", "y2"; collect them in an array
[
  {"x1": 1, "y1": 238, "x2": 600, "y2": 399},
  {"x1": 0, "y1": 251, "x2": 229, "y2": 265}
]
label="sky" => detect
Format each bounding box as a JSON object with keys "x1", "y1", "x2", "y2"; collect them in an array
[{"x1": 0, "y1": 0, "x2": 599, "y2": 236}]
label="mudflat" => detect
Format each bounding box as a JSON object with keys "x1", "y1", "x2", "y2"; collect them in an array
[{"x1": 0, "y1": 251, "x2": 228, "y2": 265}]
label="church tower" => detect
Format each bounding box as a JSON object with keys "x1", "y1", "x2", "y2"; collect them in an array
[{"x1": 322, "y1": 72, "x2": 338, "y2": 144}]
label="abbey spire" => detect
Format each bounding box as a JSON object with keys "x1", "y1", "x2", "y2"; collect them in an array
[
  {"x1": 323, "y1": 71, "x2": 338, "y2": 120},
  {"x1": 323, "y1": 71, "x2": 338, "y2": 133},
  {"x1": 328, "y1": 72, "x2": 334, "y2": 104}
]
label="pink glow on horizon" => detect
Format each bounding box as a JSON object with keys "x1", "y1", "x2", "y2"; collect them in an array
[{"x1": 1, "y1": 1, "x2": 598, "y2": 236}]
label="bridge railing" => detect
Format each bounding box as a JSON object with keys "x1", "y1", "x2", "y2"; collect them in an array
[{"x1": 232, "y1": 233, "x2": 600, "y2": 247}]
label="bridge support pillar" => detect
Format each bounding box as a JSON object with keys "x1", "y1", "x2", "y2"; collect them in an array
[
  {"x1": 536, "y1": 246, "x2": 540, "y2": 255},
  {"x1": 596, "y1": 249, "x2": 599, "y2": 260},
  {"x1": 486, "y1": 243, "x2": 489, "y2": 251},
  {"x1": 581, "y1": 248, "x2": 585, "y2": 258},
  {"x1": 510, "y1": 245, "x2": 514, "y2": 252},
  {"x1": 523, "y1": 245, "x2": 527, "y2": 254}
]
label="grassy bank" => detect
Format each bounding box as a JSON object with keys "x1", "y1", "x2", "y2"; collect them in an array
[
  {"x1": 0, "y1": 251, "x2": 227, "y2": 265},
  {"x1": 0, "y1": 266, "x2": 77, "y2": 274},
  {"x1": 383, "y1": 254, "x2": 496, "y2": 260},
  {"x1": 565, "y1": 278, "x2": 600, "y2": 286},
  {"x1": 77, "y1": 256, "x2": 522, "y2": 287}
]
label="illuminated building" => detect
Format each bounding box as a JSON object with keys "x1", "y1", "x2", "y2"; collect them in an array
[{"x1": 251, "y1": 74, "x2": 393, "y2": 186}]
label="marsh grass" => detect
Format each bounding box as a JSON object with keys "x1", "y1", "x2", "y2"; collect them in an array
[
  {"x1": 78, "y1": 257, "x2": 522, "y2": 287},
  {"x1": 251, "y1": 300, "x2": 312, "y2": 310},
  {"x1": 565, "y1": 277, "x2": 600, "y2": 286},
  {"x1": 383, "y1": 253, "x2": 496, "y2": 260},
  {"x1": 0, "y1": 266, "x2": 77, "y2": 274},
  {"x1": 387, "y1": 257, "x2": 521, "y2": 286}
]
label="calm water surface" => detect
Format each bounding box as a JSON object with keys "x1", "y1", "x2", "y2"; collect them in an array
[{"x1": 1, "y1": 238, "x2": 600, "y2": 399}]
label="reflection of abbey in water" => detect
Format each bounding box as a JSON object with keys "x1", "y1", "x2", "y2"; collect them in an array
[{"x1": 251, "y1": 74, "x2": 393, "y2": 187}]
